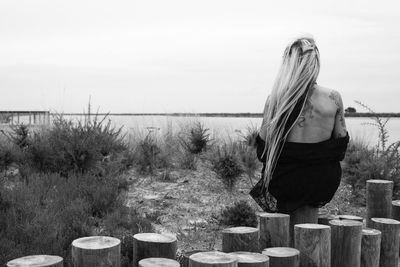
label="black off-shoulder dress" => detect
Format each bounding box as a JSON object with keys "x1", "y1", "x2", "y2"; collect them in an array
[{"x1": 250, "y1": 133, "x2": 349, "y2": 213}]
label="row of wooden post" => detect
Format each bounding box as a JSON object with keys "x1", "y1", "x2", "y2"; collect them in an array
[
  {"x1": 1, "y1": 112, "x2": 51, "y2": 125},
  {"x1": 6, "y1": 179, "x2": 400, "y2": 267}
]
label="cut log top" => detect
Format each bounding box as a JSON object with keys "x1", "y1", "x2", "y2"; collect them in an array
[
  {"x1": 362, "y1": 228, "x2": 381, "y2": 235},
  {"x1": 392, "y1": 200, "x2": 400, "y2": 206},
  {"x1": 229, "y1": 252, "x2": 269, "y2": 263},
  {"x1": 222, "y1": 226, "x2": 259, "y2": 234},
  {"x1": 7, "y1": 255, "x2": 63, "y2": 266},
  {"x1": 371, "y1": 218, "x2": 400, "y2": 225},
  {"x1": 294, "y1": 223, "x2": 330, "y2": 230},
  {"x1": 72, "y1": 236, "x2": 120, "y2": 249},
  {"x1": 329, "y1": 219, "x2": 363, "y2": 227},
  {"x1": 190, "y1": 251, "x2": 238, "y2": 264},
  {"x1": 338, "y1": 215, "x2": 363, "y2": 221},
  {"x1": 262, "y1": 247, "x2": 300, "y2": 257},
  {"x1": 133, "y1": 233, "x2": 177, "y2": 243},
  {"x1": 138, "y1": 258, "x2": 180, "y2": 267},
  {"x1": 258, "y1": 212, "x2": 290, "y2": 218},
  {"x1": 367, "y1": 179, "x2": 393, "y2": 184}
]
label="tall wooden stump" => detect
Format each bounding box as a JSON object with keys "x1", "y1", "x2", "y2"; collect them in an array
[
  {"x1": 6, "y1": 255, "x2": 63, "y2": 267},
  {"x1": 222, "y1": 227, "x2": 259, "y2": 252},
  {"x1": 317, "y1": 214, "x2": 338, "y2": 225},
  {"x1": 361, "y1": 228, "x2": 381, "y2": 267},
  {"x1": 370, "y1": 218, "x2": 400, "y2": 267},
  {"x1": 189, "y1": 251, "x2": 238, "y2": 267},
  {"x1": 329, "y1": 219, "x2": 363, "y2": 267},
  {"x1": 181, "y1": 250, "x2": 206, "y2": 267},
  {"x1": 262, "y1": 247, "x2": 299, "y2": 267},
  {"x1": 138, "y1": 258, "x2": 180, "y2": 267},
  {"x1": 294, "y1": 224, "x2": 330, "y2": 267},
  {"x1": 289, "y1": 206, "x2": 318, "y2": 246},
  {"x1": 258, "y1": 213, "x2": 290, "y2": 250},
  {"x1": 229, "y1": 252, "x2": 269, "y2": 267},
  {"x1": 133, "y1": 233, "x2": 177, "y2": 267},
  {"x1": 337, "y1": 214, "x2": 364, "y2": 223},
  {"x1": 71, "y1": 236, "x2": 120, "y2": 267},
  {"x1": 392, "y1": 200, "x2": 400, "y2": 221},
  {"x1": 366, "y1": 179, "x2": 393, "y2": 227}
]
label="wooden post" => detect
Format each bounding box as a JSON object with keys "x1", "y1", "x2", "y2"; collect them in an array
[
  {"x1": 189, "y1": 251, "x2": 238, "y2": 267},
  {"x1": 258, "y1": 213, "x2": 290, "y2": 250},
  {"x1": 133, "y1": 233, "x2": 177, "y2": 267},
  {"x1": 392, "y1": 200, "x2": 400, "y2": 221},
  {"x1": 181, "y1": 250, "x2": 206, "y2": 267},
  {"x1": 6, "y1": 255, "x2": 63, "y2": 267},
  {"x1": 366, "y1": 179, "x2": 393, "y2": 227},
  {"x1": 294, "y1": 224, "x2": 330, "y2": 267},
  {"x1": 229, "y1": 252, "x2": 269, "y2": 267},
  {"x1": 262, "y1": 247, "x2": 299, "y2": 267},
  {"x1": 318, "y1": 214, "x2": 338, "y2": 225},
  {"x1": 329, "y1": 219, "x2": 363, "y2": 267},
  {"x1": 222, "y1": 226, "x2": 260, "y2": 253},
  {"x1": 138, "y1": 258, "x2": 180, "y2": 267},
  {"x1": 71, "y1": 236, "x2": 120, "y2": 267},
  {"x1": 289, "y1": 205, "x2": 318, "y2": 246},
  {"x1": 181, "y1": 249, "x2": 206, "y2": 267},
  {"x1": 337, "y1": 214, "x2": 364, "y2": 223},
  {"x1": 361, "y1": 228, "x2": 381, "y2": 267},
  {"x1": 29, "y1": 113, "x2": 32, "y2": 125},
  {"x1": 370, "y1": 218, "x2": 400, "y2": 267}
]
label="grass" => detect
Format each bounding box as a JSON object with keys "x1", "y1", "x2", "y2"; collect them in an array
[{"x1": 0, "y1": 113, "x2": 152, "y2": 266}]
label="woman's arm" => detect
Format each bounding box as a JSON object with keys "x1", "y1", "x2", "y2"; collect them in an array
[{"x1": 329, "y1": 90, "x2": 348, "y2": 139}]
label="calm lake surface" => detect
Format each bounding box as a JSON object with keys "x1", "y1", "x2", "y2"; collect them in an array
[
  {"x1": 66, "y1": 115, "x2": 400, "y2": 146},
  {"x1": 6, "y1": 115, "x2": 400, "y2": 146}
]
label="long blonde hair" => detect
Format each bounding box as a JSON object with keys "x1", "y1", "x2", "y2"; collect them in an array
[{"x1": 261, "y1": 36, "x2": 320, "y2": 186}]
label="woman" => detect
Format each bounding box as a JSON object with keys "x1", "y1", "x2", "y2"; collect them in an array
[{"x1": 250, "y1": 36, "x2": 349, "y2": 215}]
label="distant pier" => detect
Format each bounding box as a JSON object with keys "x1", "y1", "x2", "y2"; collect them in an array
[{"x1": 0, "y1": 111, "x2": 51, "y2": 125}]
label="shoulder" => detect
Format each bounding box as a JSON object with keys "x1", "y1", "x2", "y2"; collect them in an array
[{"x1": 315, "y1": 85, "x2": 343, "y2": 107}]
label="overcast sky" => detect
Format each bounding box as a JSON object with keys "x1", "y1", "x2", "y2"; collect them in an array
[{"x1": 1, "y1": 0, "x2": 399, "y2": 113}]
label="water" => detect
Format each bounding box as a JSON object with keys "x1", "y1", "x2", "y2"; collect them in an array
[
  {"x1": 5, "y1": 114, "x2": 400, "y2": 146},
  {"x1": 74, "y1": 115, "x2": 400, "y2": 146}
]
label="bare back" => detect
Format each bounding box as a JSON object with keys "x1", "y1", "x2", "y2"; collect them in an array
[{"x1": 286, "y1": 85, "x2": 347, "y2": 143}]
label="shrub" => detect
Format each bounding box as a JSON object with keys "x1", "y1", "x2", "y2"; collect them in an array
[
  {"x1": 0, "y1": 173, "x2": 92, "y2": 265},
  {"x1": 25, "y1": 114, "x2": 128, "y2": 175},
  {"x1": 2, "y1": 124, "x2": 30, "y2": 149},
  {"x1": 178, "y1": 151, "x2": 198, "y2": 170},
  {"x1": 236, "y1": 140, "x2": 261, "y2": 187},
  {"x1": 0, "y1": 145, "x2": 14, "y2": 172},
  {"x1": 179, "y1": 122, "x2": 211, "y2": 154},
  {"x1": 342, "y1": 102, "x2": 400, "y2": 204},
  {"x1": 240, "y1": 124, "x2": 259, "y2": 148},
  {"x1": 218, "y1": 200, "x2": 258, "y2": 227},
  {"x1": 0, "y1": 169, "x2": 131, "y2": 265},
  {"x1": 211, "y1": 142, "x2": 243, "y2": 190},
  {"x1": 135, "y1": 133, "x2": 162, "y2": 174}
]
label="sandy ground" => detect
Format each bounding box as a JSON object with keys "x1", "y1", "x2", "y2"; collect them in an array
[{"x1": 126, "y1": 160, "x2": 262, "y2": 253}]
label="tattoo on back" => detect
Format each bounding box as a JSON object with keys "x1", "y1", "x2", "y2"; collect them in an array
[
  {"x1": 328, "y1": 91, "x2": 341, "y2": 108},
  {"x1": 329, "y1": 90, "x2": 347, "y2": 136}
]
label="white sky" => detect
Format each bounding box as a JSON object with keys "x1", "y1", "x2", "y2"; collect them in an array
[{"x1": 1, "y1": 0, "x2": 399, "y2": 113}]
